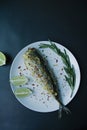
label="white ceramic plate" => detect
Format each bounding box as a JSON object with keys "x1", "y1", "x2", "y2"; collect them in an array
[{"x1": 10, "y1": 41, "x2": 81, "y2": 112}]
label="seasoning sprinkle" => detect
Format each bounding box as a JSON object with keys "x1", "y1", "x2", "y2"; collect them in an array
[
  {"x1": 56, "y1": 59, "x2": 58, "y2": 63},
  {"x1": 18, "y1": 66, "x2": 21, "y2": 69}
]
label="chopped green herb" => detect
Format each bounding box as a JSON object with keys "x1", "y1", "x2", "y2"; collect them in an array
[{"x1": 39, "y1": 40, "x2": 76, "y2": 96}]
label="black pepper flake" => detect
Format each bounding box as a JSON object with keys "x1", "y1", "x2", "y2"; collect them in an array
[
  {"x1": 56, "y1": 59, "x2": 58, "y2": 63},
  {"x1": 23, "y1": 68, "x2": 26, "y2": 71},
  {"x1": 47, "y1": 95, "x2": 51, "y2": 101},
  {"x1": 19, "y1": 72, "x2": 22, "y2": 76},
  {"x1": 18, "y1": 66, "x2": 21, "y2": 69},
  {"x1": 41, "y1": 92, "x2": 46, "y2": 95},
  {"x1": 33, "y1": 87, "x2": 35, "y2": 89},
  {"x1": 42, "y1": 50, "x2": 44, "y2": 52},
  {"x1": 32, "y1": 84, "x2": 35, "y2": 86},
  {"x1": 61, "y1": 68, "x2": 63, "y2": 71},
  {"x1": 60, "y1": 73, "x2": 62, "y2": 75},
  {"x1": 43, "y1": 101, "x2": 45, "y2": 104},
  {"x1": 41, "y1": 92, "x2": 44, "y2": 95}
]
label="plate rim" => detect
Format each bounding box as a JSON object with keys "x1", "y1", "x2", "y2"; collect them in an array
[{"x1": 10, "y1": 41, "x2": 81, "y2": 112}]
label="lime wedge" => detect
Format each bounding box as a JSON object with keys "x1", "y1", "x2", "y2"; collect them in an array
[
  {"x1": 10, "y1": 75, "x2": 28, "y2": 86},
  {"x1": 0, "y1": 52, "x2": 6, "y2": 66},
  {"x1": 14, "y1": 88, "x2": 32, "y2": 97}
]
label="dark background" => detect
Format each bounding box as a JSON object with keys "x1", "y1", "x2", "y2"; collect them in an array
[{"x1": 0, "y1": 0, "x2": 87, "y2": 130}]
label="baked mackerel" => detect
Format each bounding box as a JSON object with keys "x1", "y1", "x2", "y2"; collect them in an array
[{"x1": 23, "y1": 48, "x2": 70, "y2": 117}]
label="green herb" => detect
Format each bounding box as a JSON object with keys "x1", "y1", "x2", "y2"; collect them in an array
[{"x1": 39, "y1": 40, "x2": 76, "y2": 96}]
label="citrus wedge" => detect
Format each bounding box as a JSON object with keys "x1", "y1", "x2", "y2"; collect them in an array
[
  {"x1": 0, "y1": 52, "x2": 6, "y2": 66},
  {"x1": 10, "y1": 75, "x2": 28, "y2": 86},
  {"x1": 14, "y1": 88, "x2": 32, "y2": 97}
]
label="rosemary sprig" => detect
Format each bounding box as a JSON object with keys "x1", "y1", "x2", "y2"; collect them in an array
[{"x1": 39, "y1": 40, "x2": 76, "y2": 96}]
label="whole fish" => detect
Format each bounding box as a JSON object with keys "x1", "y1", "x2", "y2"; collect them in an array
[{"x1": 23, "y1": 48, "x2": 70, "y2": 117}]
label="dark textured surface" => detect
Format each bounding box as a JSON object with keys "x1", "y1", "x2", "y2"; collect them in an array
[{"x1": 0, "y1": 0, "x2": 87, "y2": 130}]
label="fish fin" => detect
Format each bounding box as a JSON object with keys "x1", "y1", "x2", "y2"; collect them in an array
[
  {"x1": 58, "y1": 106, "x2": 62, "y2": 118},
  {"x1": 58, "y1": 104, "x2": 71, "y2": 119},
  {"x1": 62, "y1": 106, "x2": 71, "y2": 114}
]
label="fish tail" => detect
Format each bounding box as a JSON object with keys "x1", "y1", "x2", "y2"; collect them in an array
[{"x1": 58, "y1": 104, "x2": 71, "y2": 118}]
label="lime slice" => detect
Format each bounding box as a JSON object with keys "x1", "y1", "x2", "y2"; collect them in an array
[
  {"x1": 10, "y1": 75, "x2": 28, "y2": 86},
  {"x1": 0, "y1": 52, "x2": 6, "y2": 66},
  {"x1": 14, "y1": 88, "x2": 32, "y2": 97}
]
